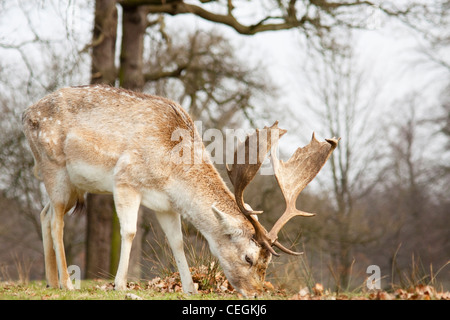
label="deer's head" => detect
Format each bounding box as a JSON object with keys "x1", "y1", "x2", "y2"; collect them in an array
[{"x1": 212, "y1": 122, "x2": 339, "y2": 297}]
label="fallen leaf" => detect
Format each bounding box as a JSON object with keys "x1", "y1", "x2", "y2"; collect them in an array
[
  {"x1": 313, "y1": 283, "x2": 324, "y2": 296},
  {"x1": 376, "y1": 291, "x2": 393, "y2": 300}
]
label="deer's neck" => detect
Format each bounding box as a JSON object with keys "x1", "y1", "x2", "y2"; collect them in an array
[{"x1": 166, "y1": 163, "x2": 248, "y2": 240}]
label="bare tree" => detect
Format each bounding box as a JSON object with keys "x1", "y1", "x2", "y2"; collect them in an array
[
  {"x1": 374, "y1": 92, "x2": 450, "y2": 286},
  {"x1": 299, "y1": 36, "x2": 385, "y2": 288}
]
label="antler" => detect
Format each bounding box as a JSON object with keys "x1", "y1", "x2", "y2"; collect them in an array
[
  {"x1": 226, "y1": 121, "x2": 339, "y2": 257},
  {"x1": 268, "y1": 132, "x2": 340, "y2": 255},
  {"x1": 226, "y1": 121, "x2": 286, "y2": 256},
  {"x1": 226, "y1": 121, "x2": 286, "y2": 216}
]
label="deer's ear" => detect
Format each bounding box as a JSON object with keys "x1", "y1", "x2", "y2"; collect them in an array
[{"x1": 211, "y1": 204, "x2": 243, "y2": 238}]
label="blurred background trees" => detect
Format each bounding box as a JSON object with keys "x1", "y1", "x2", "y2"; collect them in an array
[{"x1": 0, "y1": 0, "x2": 448, "y2": 291}]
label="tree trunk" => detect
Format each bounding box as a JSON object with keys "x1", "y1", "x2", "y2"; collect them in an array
[
  {"x1": 91, "y1": 0, "x2": 118, "y2": 86},
  {"x1": 85, "y1": 0, "x2": 118, "y2": 279},
  {"x1": 85, "y1": 193, "x2": 115, "y2": 278},
  {"x1": 119, "y1": 5, "x2": 147, "y2": 91}
]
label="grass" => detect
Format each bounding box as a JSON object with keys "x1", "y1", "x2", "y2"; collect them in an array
[
  {"x1": 0, "y1": 279, "x2": 290, "y2": 300},
  {"x1": 0, "y1": 280, "x2": 236, "y2": 300},
  {"x1": 2, "y1": 279, "x2": 449, "y2": 300}
]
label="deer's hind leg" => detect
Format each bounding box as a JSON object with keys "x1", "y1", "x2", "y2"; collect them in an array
[
  {"x1": 41, "y1": 167, "x2": 78, "y2": 290},
  {"x1": 40, "y1": 202, "x2": 59, "y2": 288},
  {"x1": 50, "y1": 201, "x2": 75, "y2": 289}
]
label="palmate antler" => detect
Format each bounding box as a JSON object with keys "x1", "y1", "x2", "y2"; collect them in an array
[
  {"x1": 226, "y1": 121, "x2": 286, "y2": 216},
  {"x1": 226, "y1": 122, "x2": 339, "y2": 256},
  {"x1": 225, "y1": 121, "x2": 286, "y2": 256},
  {"x1": 268, "y1": 132, "x2": 340, "y2": 254}
]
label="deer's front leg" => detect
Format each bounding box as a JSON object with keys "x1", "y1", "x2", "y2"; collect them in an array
[
  {"x1": 155, "y1": 210, "x2": 197, "y2": 294},
  {"x1": 113, "y1": 185, "x2": 141, "y2": 290}
]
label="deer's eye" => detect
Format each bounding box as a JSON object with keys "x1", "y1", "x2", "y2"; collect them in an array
[{"x1": 245, "y1": 255, "x2": 253, "y2": 267}]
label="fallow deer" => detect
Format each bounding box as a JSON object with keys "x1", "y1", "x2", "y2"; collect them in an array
[{"x1": 22, "y1": 84, "x2": 338, "y2": 297}]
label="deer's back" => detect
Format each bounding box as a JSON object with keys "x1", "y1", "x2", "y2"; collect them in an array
[{"x1": 22, "y1": 85, "x2": 196, "y2": 191}]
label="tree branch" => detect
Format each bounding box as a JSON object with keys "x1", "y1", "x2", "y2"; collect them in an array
[
  {"x1": 121, "y1": 0, "x2": 309, "y2": 35},
  {"x1": 144, "y1": 63, "x2": 187, "y2": 81}
]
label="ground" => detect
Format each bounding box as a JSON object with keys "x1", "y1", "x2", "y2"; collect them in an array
[
  {"x1": 0, "y1": 280, "x2": 251, "y2": 300},
  {"x1": 0, "y1": 279, "x2": 449, "y2": 300}
]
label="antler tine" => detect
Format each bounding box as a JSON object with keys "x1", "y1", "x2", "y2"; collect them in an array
[
  {"x1": 268, "y1": 132, "x2": 340, "y2": 255},
  {"x1": 226, "y1": 121, "x2": 286, "y2": 216}
]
